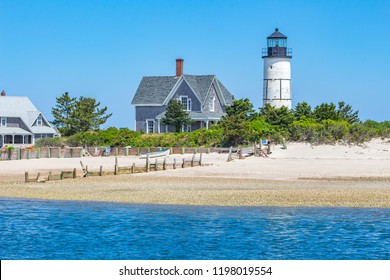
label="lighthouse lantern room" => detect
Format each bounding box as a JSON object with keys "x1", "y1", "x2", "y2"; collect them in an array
[{"x1": 262, "y1": 28, "x2": 292, "y2": 109}]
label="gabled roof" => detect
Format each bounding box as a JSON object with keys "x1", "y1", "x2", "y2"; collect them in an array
[
  {"x1": 131, "y1": 76, "x2": 179, "y2": 105},
  {"x1": 131, "y1": 74, "x2": 234, "y2": 107},
  {"x1": 0, "y1": 96, "x2": 57, "y2": 134},
  {"x1": 267, "y1": 28, "x2": 287, "y2": 39},
  {"x1": 183, "y1": 75, "x2": 215, "y2": 104}
]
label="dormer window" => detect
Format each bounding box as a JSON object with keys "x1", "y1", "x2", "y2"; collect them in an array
[
  {"x1": 209, "y1": 97, "x2": 215, "y2": 112},
  {"x1": 1, "y1": 117, "x2": 7, "y2": 127},
  {"x1": 37, "y1": 115, "x2": 43, "y2": 126},
  {"x1": 180, "y1": 96, "x2": 191, "y2": 111}
]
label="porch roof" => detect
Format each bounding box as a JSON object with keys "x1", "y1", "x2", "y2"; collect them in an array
[
  {"x1": 0, "y1": 127, "x2": 33, "y2": 135},
  {"x1": 155, "y1": 111, "x2": 225, "y2": 121}
]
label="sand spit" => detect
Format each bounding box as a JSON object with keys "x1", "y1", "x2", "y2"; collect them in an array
[{"x1": 1, "y1": 138, "x2": 390, "y2": 208}]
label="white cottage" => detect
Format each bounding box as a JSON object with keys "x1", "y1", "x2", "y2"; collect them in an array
[{"x1": 0, "y1": 91, "x2": 58, "y2": 147}]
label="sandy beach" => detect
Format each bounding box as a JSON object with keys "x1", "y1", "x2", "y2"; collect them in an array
[{"x1": 1, "y1": 138, "x2": 390, "y2": 207}]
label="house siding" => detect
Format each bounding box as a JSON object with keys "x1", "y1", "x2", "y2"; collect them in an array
[
  {"x1": 4, "y1": 117, "x2": 31, "y2": 132},
  {"x1": 203, "y1": 83, "x2": 224, "y2": 113},
  {"x1": 171, "y1": 80, "x2": 201, "y2": 112},
  {"x1": 135, "y1": 106, "x2": 166, "y2": 132}
]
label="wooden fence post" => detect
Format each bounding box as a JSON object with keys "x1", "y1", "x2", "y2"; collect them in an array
[
  {"x1": 125, "y1": 147, "x2": 129, "y2": 157},
  {"x1": 154, "y1": 158, "x2": 158, "y2": 171},
  {"x1": 199, "y1": 153, "x2": 203, "y2": 166},
  {"x1": 99, "y1": 166, "x2": 103, "y2": 176},
  {"x1": 227, "y1": 146, "x2": 233, "y2": 162},
  {"x1": 25, "y1": 172, "x2": 28, "y2": 183},
  {"x1": 191, "y1": 155, "x2": 195, "y2": 167},
  {"x1": 173, "y1": 158, "x2": 176, "y2": 169},
  {"x1": 132, "y1": 163, "x2": 135, "y2": 174},
  {"x1": 181, "y1": 147, "x2": 185, "y2": 155},
  {"x1": 114, "y1": 157, "x2": 118, "y2": 175},
  {"x1": 146, "y1": 155, "x2": 150, "y2": 172},
  {"x1": 37, "y1": 147, "x2": 41, "y2": 159},
  {"x1": 27, "y1": 149, "x2": 30, "y2": 160},
  {"x1": 48, "y1": 147, "x2": 51, "y2": 158},
  {"x1": 73, "y1": 168, "x2": 77, "y2": 178},
  {"x1": 238, "y1": 147, "x2": 244, "y2": 159},
  {"x1": 48, "y1": 171, "x2": 52, "y2": 181},
  {"x1": 182, "y1": 158, "x2": 185, "y2": 168},
  {"x1": 163, "y1": 158, "x2": 167, "y2": 170},
  {"x1": 58, "y1": 147, "x2": 61, "y2": 158}
]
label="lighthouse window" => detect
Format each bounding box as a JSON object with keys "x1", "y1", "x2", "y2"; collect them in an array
[{"x1": 268, "y1": 39, "x2": 287, "y2": 48}]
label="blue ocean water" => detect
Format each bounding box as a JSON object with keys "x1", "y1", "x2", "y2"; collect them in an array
[{"x1": 0, "y1": 197, "x2": 389, "y2": 260}]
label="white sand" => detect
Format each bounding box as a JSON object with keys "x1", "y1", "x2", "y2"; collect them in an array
[
  {"x1": 1, "y1": 138, "x2": 389, "y2": 207},
  {"x1": 1, "y1": 138, "x2": 390, "y2": 180}
]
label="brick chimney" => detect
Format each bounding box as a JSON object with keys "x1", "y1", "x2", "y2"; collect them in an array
[
  {"x1": 1, "y1": 90, "x2": 5, "y2": 96},
  {"x1": 176, "y1": 58, "x2": 184, "y2": 77}
]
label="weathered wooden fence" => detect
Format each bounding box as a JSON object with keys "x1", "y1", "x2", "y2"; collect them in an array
[
  {"x1": 0, "y1": 147, "x2": 84, "y2": 161},
  {"x1": 2, "y1": 146, "x2": 234, "y2": 161},
  {"x1": 25, "y1": 154, "x2": 203, "y2": 183}
]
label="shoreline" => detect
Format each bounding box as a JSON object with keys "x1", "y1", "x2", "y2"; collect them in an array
[
  {"x1": 1, "y1": 139, "x2": 390, "y2": 208},
  {"x1": 1, "y1": 175, "x2": 389, "y2": 208}
]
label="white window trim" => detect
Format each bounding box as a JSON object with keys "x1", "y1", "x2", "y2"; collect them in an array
[
  {"x1": 146, "y1": 119, "x2": 155, "y2": 134},
  {"x1": 37, "y1": 115, "x2": 43, "y2": 126},
  {"x1": 1, "y1": 117, "x2": 7, "y2": 127},
  {"x1": 210, "y1": 96, "x2": 216, "y2": 112},
  {"x1": 179, "y1": 95, "x2": 192, "y2": 111}
]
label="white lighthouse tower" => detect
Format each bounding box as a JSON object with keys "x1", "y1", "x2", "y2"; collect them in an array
[{"x1": 262, "y1": 28, "x2": 292, "y2": 109}]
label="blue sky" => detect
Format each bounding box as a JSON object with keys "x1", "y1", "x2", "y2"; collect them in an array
[{"x1": 1, "y1": 0, "x2": 389, "y2": 129}]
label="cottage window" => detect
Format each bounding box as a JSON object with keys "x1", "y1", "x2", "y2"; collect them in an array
[
  {"x1": 180, "y1": 96, "x2": 191, "y2": 111},
  {"x1": 1, "y1": 117, "x2": 7, "y2": 127},
  {"x1": 209, "y1": 97, "x2": 215, "y2": 112},
  {"x1": 146, "y1": 119, "x2": 155, "y2": 134},
  {"x1": 37, "y1": 115, "x2": 43, "y2": 126}
]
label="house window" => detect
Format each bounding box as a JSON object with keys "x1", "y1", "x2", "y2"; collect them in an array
[
  {"x1": 37, "y1": 115, "x2": 43, "y2": 126},
  {"x1": 180, "y1": 96, "x2": 191, "y2": 111},
  {"x1": 1, "y1": 117, "x2": 7, "y2": 127},
  {"x1": 209, "y1": 97, "x2": 215, "y2": 112},
  {"x1": 146, "y1": 119, "x2": 155, "y2": 134}
]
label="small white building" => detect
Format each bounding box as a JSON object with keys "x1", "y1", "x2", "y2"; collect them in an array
[
  {"x1": 0, "y1": 91, "x2": 58, "y2": 147},
  {"x1": 262, "y1": 28, "x2": 292, "y2": 109}
]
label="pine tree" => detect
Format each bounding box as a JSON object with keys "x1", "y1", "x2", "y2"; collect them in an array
[
  {"x1": 51, "y1": 92, "x2": 77, "y2": 136},
  {"x1": 161, "y1": 99, "x2": 192, "y2": 133}
]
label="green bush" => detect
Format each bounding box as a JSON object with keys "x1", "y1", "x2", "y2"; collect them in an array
[
  {"x1": 289, "y1": 117, "x2": 323, "y2": 142},
  {"x1": 248, "y1": 117, "x2": 280, "y2": 142},
  {"x1": 35, "y1": 137, "x2": 65, "y2": 147}
]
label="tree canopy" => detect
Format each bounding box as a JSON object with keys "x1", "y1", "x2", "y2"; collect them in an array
[
  {"x1": 219, "y1": 98, "x2": 255, "y2": 146},
  {"x1": 260, "y1": 103, "x2": 294, "y2": 128},
  {"x1": 161, "y1": 99, "x2": 192, "y2": 133},
  {"x1": 51, "y1": 93, "x2": 112, "y2": 136},
  {"x1": 51, "y1": 92, "x2": 76, "y2": 136}
]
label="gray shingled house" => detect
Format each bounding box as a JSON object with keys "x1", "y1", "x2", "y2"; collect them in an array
[
  {"x1": 131, "y1": 59, "x2": 234, "y2": 133},
  {"x1": 0, "y1": 91, "x2": 59, "y2": 147}
]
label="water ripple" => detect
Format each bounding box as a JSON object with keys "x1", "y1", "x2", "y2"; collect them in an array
[{"x1": 0, "y1": 198, "x2": 389, "y2": 260}]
